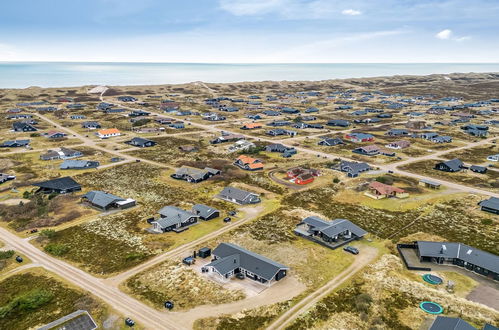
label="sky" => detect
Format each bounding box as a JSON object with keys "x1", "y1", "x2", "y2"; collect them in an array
[{"x1": 1, "y1": 0, "x2": 498, "y2": 63}]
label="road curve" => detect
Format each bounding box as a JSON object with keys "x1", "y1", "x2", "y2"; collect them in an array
[
  {"x1": 266, "y1": 246, "x2": 378, "y2": 330},
  {"x1": 0, "y1": 226, "x2": 182, "y2": 330}
]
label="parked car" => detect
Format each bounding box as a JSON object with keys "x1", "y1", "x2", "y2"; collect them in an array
[
  {"x1": 164, "y1": 301, "x2": 174, "y2": 310},
  {"x1": 228, "y1": 210, "x2": 237, "y2": 216},
  {"x1": 125, "y1": 318, "x2": 135, "y2": 327},
  {"x1": 223, "y1": 217, "x2": 231, "y2": 223},
  {"x1": 343, "y1": 246, "x2": 359, "y2": 255},
  {"x1": 182, "y1": 256, "x2": 195, "y2": 265}
]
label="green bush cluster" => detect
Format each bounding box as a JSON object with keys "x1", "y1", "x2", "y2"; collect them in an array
[{"x1": 0, "y1": 250, "x2": 15, "y2": 260}]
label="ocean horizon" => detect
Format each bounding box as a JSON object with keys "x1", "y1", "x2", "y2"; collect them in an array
[{"x1": 1, "y1": 62, "x2": 499, "y2": 89}]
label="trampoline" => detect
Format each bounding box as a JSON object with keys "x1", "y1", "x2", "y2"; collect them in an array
[
  {"x1": 422, "y1": 274, "x2": 443, "y2": 285},
  {"x1": 420, "y1": 301, "x2": 444, "y2": 314}
]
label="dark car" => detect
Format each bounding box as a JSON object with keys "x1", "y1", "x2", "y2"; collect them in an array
[
  {"x1": 125, "y1": 318, "x2": 135, "y2": 327},
  {"x1": 343, "y1": 246, "x2": 359, "y2": 255},
  {"x1": 182, "y1": 256, "x2": 195, "y2": 265},
  {"x1": 223, "y1": 217, "x2": 231, "y2": 223},
  {"x1": 228, "y1": 210, "x2": 237, "y2": 216}
]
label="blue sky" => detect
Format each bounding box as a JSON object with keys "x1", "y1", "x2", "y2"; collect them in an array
[{"x1": 1, "y1": 0, "x2": 498, "y2": 63}]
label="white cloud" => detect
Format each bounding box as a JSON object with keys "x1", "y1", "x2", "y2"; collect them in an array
[
  {"x1": 218, "y1": 0, "x2": 352, "y2": 19},
  {"x1": 342, "y1": 9, "x2": 362, "y2": 16},
  {"x1": 435, "y1": 29, "x2": 471, "y2": 42},
  {"x1": 455, "y1": 36, "x2": 471, "y2": 42},
  {"x1": 218, "y1": 0, "x2": 286, "y2": 16},
  {"x1": 436, "y1": 29, "x2": 452, "y2": 40}
]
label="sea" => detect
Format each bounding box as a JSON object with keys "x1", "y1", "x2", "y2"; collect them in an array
[{"x1": 1, "y1": 62, "x2": 499, "y2": 89}]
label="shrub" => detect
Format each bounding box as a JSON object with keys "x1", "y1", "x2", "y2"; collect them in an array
[
  {"x1": 333, "y1": 177, "x2": 340, "y2": 183},
  {"x1": 29, "y1": 133, "x2": 40, "y2": 137},
  {"x1": 481, "y1": 218, "x2": 493, "y2": 225},
  {"x1": 132, "y1": 118, "x2": 150, "y2": 127},
  {"x1": 0, "y1": 289, "x2": 53, "y2": 318},
  {"x1": 39, "y1": 229, "x2": 57, "y2": 239},
  {"x1": 0, "y1": 250, "x2": 15, "y2": 260},
  {"x1": 44, "y1": 243, "x2": 69, "y2": 256}
]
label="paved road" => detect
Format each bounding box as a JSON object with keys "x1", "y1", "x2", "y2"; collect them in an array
[{"x1": 267, "y1": 246, "x2": 379, "y2": 330}]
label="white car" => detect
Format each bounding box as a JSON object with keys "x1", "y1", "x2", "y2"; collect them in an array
[{"x1": 486, "y1": 154, "x2": 499, "y2": 162}]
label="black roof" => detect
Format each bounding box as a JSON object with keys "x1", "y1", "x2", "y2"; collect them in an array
[
  {"x1": 207, "y1": 243, "x2": 288, "y2": 281},
  {"x1": 479, "y1": 197, "x2": 499, "y2": 211},
  {"x1": 33, "y1": 176, "x2": 81, "y2": 190},
  {"x1": 429, "y1": 316, "x2": 476, "y2": 330},
  {"x1": 417, "y1": 241, "x2": 499, "y2": 274}
]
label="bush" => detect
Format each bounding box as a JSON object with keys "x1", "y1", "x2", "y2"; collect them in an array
[
  {"x1": 0, "y1": 289, "x2": 53, "y2": 318},
  {"x1": 39, "y1": 229, "x2": 56, "y2": 239},
  {"x1": 333, "y1": 177, "x2": 340, "y2": 183},
  {"x1": 29, "y1": 133, "x2": 40, "y2": 137},
  {"x1": 481, "y1": 218, "x2": 493, "y2": 225},
  {"x1": 44, "y1": 243, "x2": 69, "y2": 256},
  {"x1": 0, "y1": 250, "x2": 15, "y2": 260},
  {"x1": 132, "y1": 118, "x2": 150, "y2": 127}
]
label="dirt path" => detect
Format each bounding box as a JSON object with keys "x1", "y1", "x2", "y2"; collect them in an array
[
  {"x1": 0, "y1": 226, "x2": 183, "y2": 330},
  {"x1": 267, "y1": 246, "x2": 378, "y2": 330},
  {"x1": 466, "y1": 284, "x2": 499, "y2": 311},
  {"x1": 171, "y1": 275, "x2": 306, "y2": 329}
]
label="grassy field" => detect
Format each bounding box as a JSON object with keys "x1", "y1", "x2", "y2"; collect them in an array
[
  {"x1": 0, "y1": 250, "x2": 30, "y2": 275},
  {"x1": 441, "y1": 144, "x2": 499, "y2": 164},
  {"x1": 125, "y1": 206, "x2": 364, "y2": 313},
  {"x1": 34, "y1": 162, "x2": 245, "y2": 275},
  {"x1": 0, "y1": 193, "x2": 96, "y2": 232},
  {"x1": 282, "y1": 184, "x2": 498, "y2": 254},
  {"x1": 285, "y1": 254, "x2": 499, "y2": 330},
  {"x1": 124, "y1": 260, "x2": 245, "y2": 310},
  {"x1": 0, "y1": 269, "x2": 110, "y2": 330},
  {"x1": 398, "y1": 159, "x2": 499, "y2": 191}
]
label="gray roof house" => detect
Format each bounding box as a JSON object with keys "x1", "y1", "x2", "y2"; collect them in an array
[
  {"x1": 337, "y1": 160, "x2": 371, "y2": 177},
  {"x1": 435, "y1": 159, "x2": 463, "y2": 172},
  {"x1": 33, "y1": 177, "x2": 81, "y2": 194},
  {"x1": 205, "y1": 243, "x2": 289, "y2": 286},
  {"x1": 126, "y1": 137, "x2": 157, "y2": 148},
  {"x1": 428, "y1": 316, "x2": 476, "y2": 330},
  {"x1": 415, "y1": 241, "x2": 499, "y2": 281},
  {"x1": 0, "y1": 139, "x2": 30, "y2": 148},
  {"x1": 171, "y1": 166, "x2": 221, "y2": 183},
  {"x1": 13, "y1": 121, "x2": 37, "y2": 132},
  {"x1": 318, "y1": 138, "x2": 343, "y2": 146},
  {"x1": 295, "y1": 216, "x2": 367, "y2": 249},
  {"x1": 60, "y1": 160, "x2": 99, "y2": 170},
  {"x1": 37, "y1": 310, "x2": 97, "y2": 330},
  {"x1": 192, "y1": 204, "x2": 220, "y2": 220},
  {"x1": 217, "y1": 187, "x2": 261, "y2": 205},
  {"x1": 82, "y1": 121, "x2": 101, "y2": 129},
  {"x1": 327, "y1": 119, "x2": 350, "y2": 127},
  {"x1": 478, "y1": 197, "x2": 499, "y2": 215},
  {"x1": 40, "y1": 147, "x2": 83, "y2": 161},
  {"x1": 82, "y1": 191, "x2": 136, "y2": 210},
  {"x1": 151, "y1": 206, "x2": 199, "y2": 233}
]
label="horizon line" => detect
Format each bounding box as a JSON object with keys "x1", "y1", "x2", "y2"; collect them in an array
[{"x1": 1, "y1": 61, "x2": 499, "y2": 65}]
